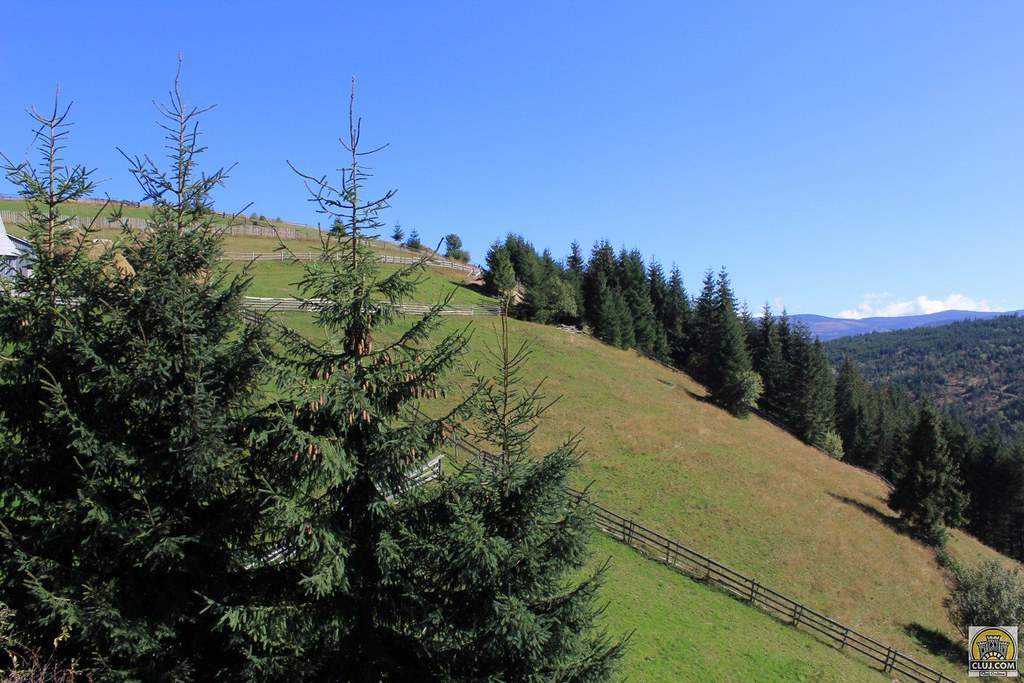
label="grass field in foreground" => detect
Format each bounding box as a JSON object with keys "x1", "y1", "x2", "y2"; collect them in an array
[
  {"x1": 591, "y1": 534, "x2": 885, "y2": 682},
  {"x1": 273, "y1": 303, "x2": 1006, "y2": 681}
]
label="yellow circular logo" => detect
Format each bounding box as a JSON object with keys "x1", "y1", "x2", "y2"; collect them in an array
[{"x1": 972, "y1": 627, "x2": 1017, "y2": 662}]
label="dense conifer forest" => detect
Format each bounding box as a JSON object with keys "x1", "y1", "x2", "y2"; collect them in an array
[{"x1": 826, "y1": 314, "x2": 1024, "y2": 440}]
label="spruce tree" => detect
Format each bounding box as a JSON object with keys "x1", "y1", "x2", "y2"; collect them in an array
[
  {"x1": 522, "y1": 249, "x2": 576, "y2": 324},
  {"x1": 648, "y1": 261, "x2": 669, "y2": 327},
  {"x1": 689, "y1": 269, "x2": 717, "y2": 380},
  {"x1": 834, "y1": 356, "x2": 866, "y2": 460},
  {"x1": 247, "y1": 81, "x2": 476, "y2": 678},
  {"x1": 485, "y1": 241, "x2": 517, "y2": 300},
  {"x1": 890, "y1": 400, "x2": 967, "y2": 546},
  {"x1": 617, "y1": 249, "x2": 662, "y2": 358},
  {"x1": 610, "y1": 288, "x2": 635, "y2": 350},
  {"x1": 391, "y1": 221, "x2": 404, "y2": 242},
  {"x1": 592, "y1": 271, "x2": 621, "y2": 346},
  {"x1": 708, "y1": 269, "x2": 760, "y2": 416},
  {"x1": 785, "y1": 325, "x2": 836, "y2": 448},
  {"x1": 387, "y1": 317, "x2": 625, "y2": 680},
  {"x1": 738, "y1": 301, "x2": 759, "y2": 360},
  {"x1": 582, "y1": 240, "x2": 617, "y2": 331},
  {"x1": 0, "y1": 79, "x2": 276, "y2": 679},
  {"x1": 756, "y1": 303, "x2": 787, "y2": 418},
  {"x1": 664, "y1": 265, "x2": 691, "y2": 367},
  {"x1": 564, "y1": 240, "x2": 586, "y2": 325}
]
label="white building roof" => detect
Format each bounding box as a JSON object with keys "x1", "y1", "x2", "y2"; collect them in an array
[{"x1": 0, "y1": 215, "x2": 18, "y2": 257}]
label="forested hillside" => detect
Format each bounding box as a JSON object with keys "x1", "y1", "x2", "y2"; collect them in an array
[{"x1": 826, "y1": 315, "x2": 1024, "y2": 439}]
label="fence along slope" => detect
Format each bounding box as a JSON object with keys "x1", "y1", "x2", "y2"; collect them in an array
[
  {"x1": 0, "y1": 210, "x2": 480, "y2": 274},
  {"x1": 438, "y1": 427, "x2": 957, "y2": 683}
]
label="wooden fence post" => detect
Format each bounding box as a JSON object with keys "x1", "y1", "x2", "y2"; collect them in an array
[{"x1": 749, "y1": 579, "x2": 758, "y2": 603}]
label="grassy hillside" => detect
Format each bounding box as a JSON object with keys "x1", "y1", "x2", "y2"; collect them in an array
[
  {"x1": 826, "y1": 315, "x2": 1024, "y2": 439},
  {"x1": 234, "y1": 261, "x2": 491, "y2": 306},
  {"x1": 268, "y1": 257, "x2": 1022, "y2": 680},
  {"x1": 272, "y1": 271, "x2": 1014, "y2": 681},
  {"x1": 591, "y1": 535, "x2": 885, "y2": 682}
]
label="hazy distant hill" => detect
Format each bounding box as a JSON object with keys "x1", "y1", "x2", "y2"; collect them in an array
[
  {"x1": 791, "y1": 309, "x2": 1023, "y2": 341},
  {"x1": 826, "y1": 314, "x2": 1024, "y2": 439}
]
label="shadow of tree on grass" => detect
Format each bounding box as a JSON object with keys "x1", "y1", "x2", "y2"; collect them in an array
[
  {"x1": 904, "y1": 622, "x2": 964, "y2": 666},
  {"x1": 827, "y1": 492, "x2": 901, "y2": 533}
]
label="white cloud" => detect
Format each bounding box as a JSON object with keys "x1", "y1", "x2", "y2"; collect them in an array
[{"x1": 835, "y1": 293, "x2": 994, "y2": 319}]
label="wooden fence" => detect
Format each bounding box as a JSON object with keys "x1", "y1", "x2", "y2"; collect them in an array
[
  {"x1": 441, "y1": 429, "x2": 958, "y2": 683},
  {"x1": 0, "y1": 210, "x2": 299, "y2": 240},
  {"x1": 221, "y1": 250, "x2": 480, "y2": 274},
  {"x1": 0, "y1": 209, "x2": 480, "y2": 272},
  {"x1": 241, "y1": 297, "x2": 502, "y2": 317}
]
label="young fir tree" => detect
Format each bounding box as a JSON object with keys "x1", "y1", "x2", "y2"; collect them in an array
[
  {"x1": 889, "y1": 400, "x2": 967, "y2": 546},
  {"x1": 0, "y1": 79, "x2": 275, "y2": 680},
  {"x1": 246, "y1": 81, "x2": 475, "y2": 679},
  {"x1": 391, "y1": 221, "x2": 404, "y2": 242},
  {"x1": 386, "y1": 316, "x2": 625, "y2": 680}
]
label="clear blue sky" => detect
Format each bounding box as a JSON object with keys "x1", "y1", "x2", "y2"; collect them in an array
[{"x1": 2, "y1": 1, "x2": 1021, "y2": 316}]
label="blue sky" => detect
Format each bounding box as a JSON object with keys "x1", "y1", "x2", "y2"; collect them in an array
[{"x1": 2, "y1": 1, "x2": 1021, "y2": 316}]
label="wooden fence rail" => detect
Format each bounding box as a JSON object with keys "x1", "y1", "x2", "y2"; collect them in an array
[
  {"x1": 0, "y1": 210, "x2": 300, "y2": 240},
  {"x1": 1, "y1": 210, "x2": 480, "y2": 274},
  {"x1": 440, "y1": 429, "x2": 957, "y2": 683},
  {"x1": 220, "y1": 250, "x2": 480, "y2": 274}
]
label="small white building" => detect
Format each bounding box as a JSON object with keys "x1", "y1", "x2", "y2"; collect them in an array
[{"x1": 0, "y1": 215, "x2": 32, "y2": 279}]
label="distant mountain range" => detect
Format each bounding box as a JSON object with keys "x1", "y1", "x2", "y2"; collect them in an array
[{"x1": 791, "y1": 309, "x2": 1024, "y2": 342}]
